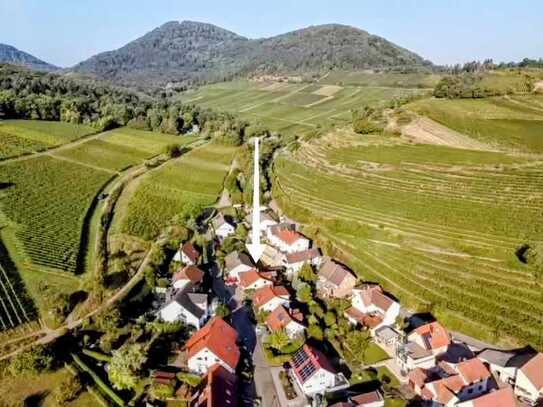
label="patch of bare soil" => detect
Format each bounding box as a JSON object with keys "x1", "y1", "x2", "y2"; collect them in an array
[
  {"x1": 312, "y1": 85, "x2": 343, "y2": 97},
  {"x1": 534, "y1": 81, "x2": 543, "y2": 94},
  {"x1": 401, "y1": 116, "x2": 494, "y2": 151}
]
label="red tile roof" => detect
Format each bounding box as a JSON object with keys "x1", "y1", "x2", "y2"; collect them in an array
[
  {"x1": 472, "y1": 387, "x2": 517, "y2": 407},
  {"x1": 190, "y1": 363, "x2": 237, "y2": 407},
  {"x1": 270, "y1": 224, "x2": 305, "y2": 245},
  {"x1": 351, "y1": 390, "x2": 383, "y2": 405},
  {"x1": 252, "y1": 285, "x2": 289, "y2": 309},
  {"x1": 185, "y1": 317, "x2": 240, "y2": 370},
  {"x1": 412, "y1": 321, "x2": 450, "y2": 351},
  {"x1": 238, "y1": 269, "x2": 271, "y2": 289},
  {"x1": 429, "y1": 375, "x2": 464, "y2": 405},
  {"x1": 182, "y1": 242, "x2": 200, "y2": 263},
  {"x1": 408, "y1": 367, "x2": 430, "y2": 388},
  {"x1": 456, "y1": 358, "x2": 491, "y2": 384},
  {"x1": 265, "y1": 305, "x2": 302, "y2": 331},
  {"x1": 173, "y1": 265, "x2": 204, "y2": 284},
  {"x1": 521, "y1": 352, "x2": 543, "y2": 390},
  {"x1": 359, "y1": 285, "x2": 395, "y2": 312}
]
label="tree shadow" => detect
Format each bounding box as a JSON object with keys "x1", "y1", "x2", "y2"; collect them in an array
[{"x1": 24, "y1": 391, "x2": 49, "y2": 407}]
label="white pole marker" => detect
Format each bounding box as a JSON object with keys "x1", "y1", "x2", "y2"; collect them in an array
[{"x1": 247, "y1": 137, "x2": 264, "y2": 262}]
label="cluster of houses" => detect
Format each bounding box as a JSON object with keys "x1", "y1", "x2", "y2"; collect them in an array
[{"x1": 157, "y1": 208, "x2": 543, "y2": 407}]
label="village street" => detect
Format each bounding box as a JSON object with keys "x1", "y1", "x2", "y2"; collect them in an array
[{"x1": 208, "y1": 257, "x2": 281, "y2": 407}]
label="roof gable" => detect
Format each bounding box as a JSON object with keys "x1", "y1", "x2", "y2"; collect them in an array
[{"x1": 521, "y1": 353, "x2": 543, "y2": 390}]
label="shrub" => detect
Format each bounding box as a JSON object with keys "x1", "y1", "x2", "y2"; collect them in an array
[
  {"x1": 7, "y1": 345, "x2": 53, "y2": 377},
  {"x1": 53, "y1": 374, "x2": 83, "y2": 404}
]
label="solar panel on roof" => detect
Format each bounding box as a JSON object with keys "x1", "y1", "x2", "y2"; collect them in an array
[
  {"x1": 291, "y1": 348, "x2": 309, "y2": 368},
  {"x1": 299, "y1": 362, "x2": 317, "y2": 381}
]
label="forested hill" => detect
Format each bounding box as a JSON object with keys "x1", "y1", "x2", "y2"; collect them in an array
[
  {"x1": 72, "y1": 20, "x2": 431, "y2": 89},
  {"x1": 0, "y1": 43, "x2": 58, "y2": 72}
]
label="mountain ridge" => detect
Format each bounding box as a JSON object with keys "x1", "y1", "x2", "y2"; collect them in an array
[
  {"x1": 0, "y1": 43, "x2": 58, "y2": 72},
  {"x1": 72, "y1": 20, "x2": 432, "y2": 88}
]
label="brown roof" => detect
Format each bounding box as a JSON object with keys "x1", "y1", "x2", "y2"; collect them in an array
[
  {"x1": 472, "y1": 387, "x2": 517, "y2": 407},
  {"x1": 359, "y1": 285, "x2": 395, "y2": 312},
  {"x1": 456, "y1": 358, "x2": 491, "y2": 384},
  {"x1": 224, "y1": 251, "x2": 253, "y2": 271},
  {"x1": 290, "y1": 344, "x2": 336, "y2": 384},
  {"x1": 318, "y1": 259, "x2": 356, "y2": 287},
  {"x1": 412, "y1": 321, "x2": 450, "y2": 351},
  {"x1": 429, "y1": 375, "x2": 464, "y2": 404},
  {"x1": 286, "y1": 248, "x2": 321, "y2": 264},
  {"x1": 265, "y1": 305, "x2": 303, "y2": 331},
  {"x1": 408, "y1": 368, "x2": 430, "y2": 388},
  {"x1": 252, "y1": 285, "x2": 289, "y2": 309},
  {"x1": 185, "y1": 317, "x2": 240, "y2": 370},
  {"x1": 173, "y1": 265, "x2": 204, "y2": 284},
  {"x1": 344, "y1": 307, "x2": 383, "y2": 329},
  {"x1": 190, "y1": 363, "x2": 237, "y2": 407},
  {"x1": 521, "y1": 352, "x2": 543, "y2": 390},
  {"x1": 351, "y1": 390, "x2": 383, "y2": 405},
  {"x1": 181, "y1": 242, "x2": 200, "y2": 263}
]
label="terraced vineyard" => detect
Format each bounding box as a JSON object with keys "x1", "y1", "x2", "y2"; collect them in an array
[
  {"x1": 0, "y1": 120, "x2": 96, "y2": 160},
  {"x1": 180, "y1": 80, "x2": 427, "y2": 137},
  {"x1": 408, "y1": 95, "x2": 543, "y2": 153},
  {"x1": 117, "y1": 143, "x2": 237, "y2": 240},
  {"x1": 273, "y1": 131, "x2": 543, "y2": 348}
]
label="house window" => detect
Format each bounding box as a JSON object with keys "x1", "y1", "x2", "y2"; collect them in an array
[{"x1": 468, "y1": 388, "x2": 473, "y2": 394}]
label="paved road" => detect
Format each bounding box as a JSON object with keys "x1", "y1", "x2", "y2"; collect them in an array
[{"x1": 208, "y1": 259, "x2": 280, "y2": 406}]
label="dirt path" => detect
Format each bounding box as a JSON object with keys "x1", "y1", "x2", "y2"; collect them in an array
[
  {"x1": 0, "y1": 131, "x2": 106, "y2": 166},
  {"x1": 401, "y1": 116, "x2": 494, "y2": 151}
]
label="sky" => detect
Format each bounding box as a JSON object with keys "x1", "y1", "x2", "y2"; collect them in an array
[{"x1": 1, "y1": 0, "x2": 542, "y2": 68}]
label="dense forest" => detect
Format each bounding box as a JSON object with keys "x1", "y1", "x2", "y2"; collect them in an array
[
  {"x1": 0, "y1": 64, "x2": 253, "y2": 144},
  {"x1": 73, "y1": 21, "x2": 431, "y2": 89}
]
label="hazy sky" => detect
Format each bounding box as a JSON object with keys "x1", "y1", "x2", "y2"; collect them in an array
[{"x1": 1, "y1": 0, "x2": 542, "y2": 67}]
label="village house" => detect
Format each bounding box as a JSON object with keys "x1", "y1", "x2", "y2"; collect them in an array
[
  {"x1": 224, "y1": 251, "x2": 254, "y2": 282},
  {"x1": 260, "y1": 244, "x2": 286, "y2": 269},
  {"x1": 456, "y1": 387, "x2": 517, "y2": 407},
  {"x1": 284, "y1": 248, "x2": 322, "y2": 276},
  {"x1": 344, "y1": 284, "x2": 400, "y2": 332},
  {"x1": 265, "y1": 305, "x2": 305, "y2": 339},
  {"x1": 289, "y1": 344, "x2": 349, "y2": 396},
  {"x1": 514, "y1": 352, "x2": 543, "y2": 406},
  {"x1": 477, "y1": 347, "x2": 536, "y2": 386},
  {"x1": 245, "y1": 210, "x2": 278, "y2": 233},
  {"x1": 329, "y1": 390, "x2": 385, "y2": 407},
  {"x1": 409, "y1": 357, "x2": 492, "y2": 406},
  {"x1": 252, "y1": 285, "x2": 290, "y2": 313},
  {"x1": 173, "y1": 241, "x2": 200, "y2": 265},
  {"x1": 396, "y1": 322, "x2": 450, "y2": 373},
  {"x1": 374, "y1": 326, "x2": 402, "y2": 349},
  {"x1": 172, "y1": 265, "x2": 205, "y2": 291},
  {"x1": 185, "y1": 317, "x2": 240, "y2": 375},
  {"x1": 266, "y1": 223, "x2": 310, "y2": 253},
  {"x1": 212, "y1": 213, "x2": 236, "y2": 240},
  {"x1": 316, "y1": 258, "x2": 357, "y2": 299},
  {"x1": 159, "y1": 292, "x2": 209, "y2": 329},
  {"x1": 238, "y1": 269, "x2": 273, "y2": 291},
  {"x1": 189, "y1": 363, "x2": 237, "y2": 407}
]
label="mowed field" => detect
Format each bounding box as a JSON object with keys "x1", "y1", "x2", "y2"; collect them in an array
[
  {"x1": 408, "y1": 95, "x2": 543, "y2": 153},
  {"x1": 0, "y1": 123, "x2": 195, "y2": 328},
  {"x1": 273, "y1": 130, "x2": 543, "y2": 349},
  {"x1": 180, "y1": 79, "x2": 427, "y2": 137},
  {"x1": 0, "y1": 120, "x2": 97, "y2": 160},
  {"x1": 115, "y1": 143, "x2": 237, "y2": 241}
]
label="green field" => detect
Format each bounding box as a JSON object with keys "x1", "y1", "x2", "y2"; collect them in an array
[
  {"x1": 274, "y1": 132, "x2": 543, "y2": 349},
  {"x1": 408, "y1": 96, "x2": 543, "y2": 153},
  {"x1": 180, "y1": 80, "x2": 428, "y2": 137},
  {"x1": 117, "y1": 143, "x2": 237, "y2": 240},
  {"x1": 0, "y1": 120, "x2": 96, "y2": 160},
  {"x1": 319, "y1": 70, "x2": 441, "y2": 88}
]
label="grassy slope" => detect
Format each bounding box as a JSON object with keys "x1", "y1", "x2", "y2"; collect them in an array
[
  {"x1": 0, "y1": 120, "x2": 96, "y2": 160},
  {"x1": 273, "y1": 130, "x2": 543, "y2": 349},
  {"x1": 115, "y1": 143, "x2": 237, "y2": 240},
  {"x1": 408, "y1": 95, "x2": 543, "y2": 153},
  {"x1": 180, "y1": 79, "x2": 428, "y2": 137}
]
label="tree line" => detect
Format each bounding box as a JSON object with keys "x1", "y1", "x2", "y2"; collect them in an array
[{"x1": 0, "y1": 64, "x2": 250, "y2": 145}]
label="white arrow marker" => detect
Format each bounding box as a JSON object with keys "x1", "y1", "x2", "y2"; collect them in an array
[{"x1": 246, "y1": 137, "x2": 265, "y2": 263}]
